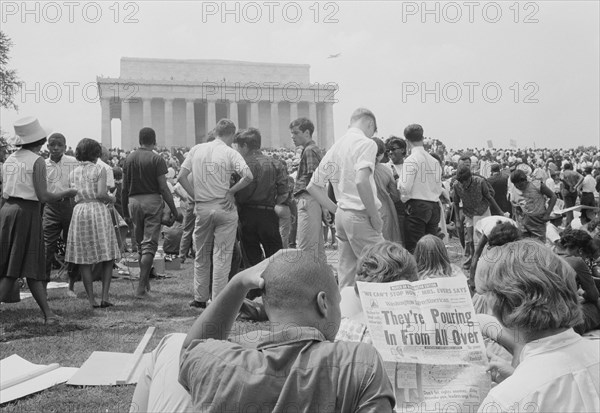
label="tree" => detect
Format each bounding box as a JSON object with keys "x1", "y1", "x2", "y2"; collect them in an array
[{"x1": 0, "y1": 31, "x2": 22, "y2": 110}]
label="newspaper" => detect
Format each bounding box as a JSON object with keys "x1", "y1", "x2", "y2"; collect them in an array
[{"x1": 357, "y1": 276, "x2": 491, "y2": 413}]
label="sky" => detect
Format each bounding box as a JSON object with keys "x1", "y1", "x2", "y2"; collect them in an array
[{"x1": 1, "y1": 0, "x2": 599, "y2": 150}]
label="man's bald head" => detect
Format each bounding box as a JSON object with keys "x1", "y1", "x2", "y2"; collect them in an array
[{"x1": 262, "y1": 250, "x2": 337, "y2": 312}]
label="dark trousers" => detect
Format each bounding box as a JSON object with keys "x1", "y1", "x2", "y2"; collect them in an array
[
  {"x1": 563, "y1": 192, "x2": 578, "y2": 224},
  {"x1": 239, "y1": 207, "x2": 283, "y2": 266},
  {"x1": 404, "y1": 199, "x2": 441, "y2": 253},
  {"x1": 43, "y1": 200, "x2": 75, "y2": 281},
  {"x1": 581, "y1": 192, "x2": 596, "y2": 208}
]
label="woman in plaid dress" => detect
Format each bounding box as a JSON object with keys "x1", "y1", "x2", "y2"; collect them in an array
[{"x1": 66, "y1": 139, "x2": 120, "y2": 308}]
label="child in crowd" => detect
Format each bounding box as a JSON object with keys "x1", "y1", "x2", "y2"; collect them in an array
[
  {"x1": 65, "y1": 138, "x2": 120, "y2": 308},
  {"x1": 413, "y1": 235, "x2": 464, "y2": 280}
]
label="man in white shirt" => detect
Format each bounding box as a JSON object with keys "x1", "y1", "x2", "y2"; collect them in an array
[
  {"x1": 43, "y1": 132, "x2": 79, "y2": 288},
  {"x1": 577, "y1": 166, "x2": 597, "y2": 208},
  {"x1": 308, "y1": 108, "x2": 384, "y2": 288},
  {"x1": 177, "y1": 119, "x2": 253, "y2": 307},
  {"x1": 397, "y1": 124, "x2": 443, "y2": 253}
]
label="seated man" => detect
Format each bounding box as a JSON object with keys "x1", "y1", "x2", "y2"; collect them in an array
[{"x1": 179, "y1": 249, "x2": 395, "y2": 412}]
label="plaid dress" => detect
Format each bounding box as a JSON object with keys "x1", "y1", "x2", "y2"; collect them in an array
[{"x1": 65, "y1": 162, "x2": 120, "y2": 264}]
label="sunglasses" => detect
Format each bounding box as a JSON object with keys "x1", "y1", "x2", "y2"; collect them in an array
[{"x1": 386, "y1": 147, "x2": 402, "y2": 153}]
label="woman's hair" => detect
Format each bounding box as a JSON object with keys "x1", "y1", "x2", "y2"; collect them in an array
[
  {"x1": 559, "y1": 228, "x2": 592, "y2": 252},
  {"x1": 487, "y1": 221, "x2": 522, "y2": 247},
  {"x1": 75, "y1": 138, "x2": 102, "y2": 162},
  {"x1": 413, "y1": 235, "x2": 452, "y2": 279},
  {"x1": 20, "y1": 137, "x2": 47, "y2": 151},
  {"x1": 371, "y1": 137, "x2": 385, "y2": 158},
  {"x1": 476, "y1": 239, "x2": 582, "y2": 333},
  {"x1": 356, "y1": 241, "x2": 418, "y2": 284},
  {"x1": 510, "y1": 169, "x2": 528, "y2": 184}
]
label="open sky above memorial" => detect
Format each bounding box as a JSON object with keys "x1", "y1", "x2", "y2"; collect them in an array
[{"x1": 1, "y1": 1, "x2": 598, "y2": 149}]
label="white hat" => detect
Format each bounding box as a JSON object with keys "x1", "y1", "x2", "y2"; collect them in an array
[{"x1": 13, "y1": 117, "x2": 48, "y2": 145}]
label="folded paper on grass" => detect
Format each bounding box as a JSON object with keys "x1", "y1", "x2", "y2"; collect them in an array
[
  {"x1": 0, "y1": 355, "x2": 78, "y2": 404},
  {"x1": 67, "y1": 326, "x2": 155, "y2": 386}
]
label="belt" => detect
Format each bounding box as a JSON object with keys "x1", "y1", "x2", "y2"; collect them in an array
[
  {"x1": 407, "y1": 199, "x2": 438, "y2": 204},
  {"x1": 243, "y1": 204, "x2": 274, "y2": 211},
  {"x1": 48, "y1": 197, "x2": 72, "y2": 204}
]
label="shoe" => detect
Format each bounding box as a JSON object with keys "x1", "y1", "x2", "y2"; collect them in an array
[
  {"x1": 66, "y1": 290, "x2": 77, "y2": 298},
  {"x1": 100, "y1": 301, "x2": 114, "y2": 308},
  {"x1": 44, "y1": 315, "x2": 63, "y2": 325},
  {"x1": 189, "y1": 300, "x2": 206, "y2": 309}
]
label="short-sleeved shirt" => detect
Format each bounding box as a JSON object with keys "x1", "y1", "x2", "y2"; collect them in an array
[
  {"x1": 235, "y1": 150, "x2": 289, "y2": 207},
  {"x1": 181, "y1": 139, "x2": 251, "y2": 202},
  {"x1": 2, "y1": 149, "x2": 40, "y2": 201},
  {"x1": 397, "y1": 146, "x2": 443, "y2": 203},
  {"x1": 562, "y1": 169, "x2": 582, "y2": 195},
  {"x1": 474, "y1": 216, "x2": 517, "y2": 238},
  {"x1": 513, "y1": 181, "x2": 546, "y2": 216},
  {"x1": 310, "y1": 127, "x2": 381, "y2": 211},
  {"x1": 97, "y1": 158, "x2": 115, "y2": 189},
  {"x1": 179, "y1": 326, "x2": 395, "y2": 412},
  {"x1": 123, "y1": 148, "x2": 168, "y2": 196},
  {"x1": 45, "y1": 154, "x2": 79, "y2": 194},
  {"x1": 294, "y1": 140, "x2": 322, "y2": 196},
  {"x1": 453, "y1": 176, "x2": 491, "y2": 218},
  {"x1": 582, "y1": 175, "x2": 596, "y2": 192}
]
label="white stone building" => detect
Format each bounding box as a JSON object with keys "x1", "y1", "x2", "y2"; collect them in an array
[{"x1": 97, "y1": 57, "x2": 336, "y2": 150}]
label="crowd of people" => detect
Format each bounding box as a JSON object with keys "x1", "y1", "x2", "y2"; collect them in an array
[{"x1": 1, "y1": 110, "x2": 599, "y2": 411}]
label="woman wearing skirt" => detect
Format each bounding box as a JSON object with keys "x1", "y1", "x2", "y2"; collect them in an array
[
  {"x1": 0, "y1": 117, "x2": 77, "y2": 325},
  {"x1": 65, "y1": 138, "x2": 120, "y2": 308}
]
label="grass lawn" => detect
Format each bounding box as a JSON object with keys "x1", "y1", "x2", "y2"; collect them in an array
[{"x1": 0, "y1": 256, "x2": 268, "y2": 413}]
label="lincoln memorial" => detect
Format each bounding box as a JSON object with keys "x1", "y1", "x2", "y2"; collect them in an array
[{"x1": 97, "y1": 57, "x2": 337, "y2": 150}]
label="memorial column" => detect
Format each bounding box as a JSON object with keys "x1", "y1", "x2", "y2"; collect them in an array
[
  {"x1": 289, "y1": 102, "x2": 298, "y2": 122},
  {"x1": 121, "y1": 99, "x2": 131, "y2": 149},
  {"x1": 250, "y1": 101, "x2": 259, "y2": 128},
  {"x1": 324, "y1": 102, "x2": 334, "y2": 149},
  {"x1": 206, "y1": 99, "x2": 217, "y2": 135},
  {"x1": 142, "y1": 98, "x2": 152, "y2": 127},
  {"x1": 164, "y1": 98, "x2": 174, "y2": 148},
  {"x1": 229, "y1": 101, "x2": 238, "y2": 126},
  {"x1": 269, "y1": 101, "x2": 279, "y2": 148},
  {"x1": 186, "y1": 99, "x2": 195, "y2": 147},
  {"x1": 100, "y1": 97, "x2": 111, "y2": 148},
  {"x1": 309, "y1": 102, "x2": 318, "y2": 139}
]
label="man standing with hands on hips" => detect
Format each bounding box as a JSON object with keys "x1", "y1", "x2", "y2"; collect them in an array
[{"x1": 308, "y1": 108, "x2": 384, "y2": 288}]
